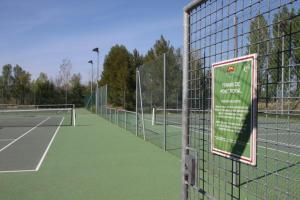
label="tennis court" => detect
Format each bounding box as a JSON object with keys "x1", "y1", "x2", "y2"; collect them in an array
[
  {"x1": 0, "y1": 108, "x2": 74, "y2": 172},
  {"x1": 0, "y1": 108, "x2": 180, "y2": 200},
  {"x1": 152, "y1": 109, "x2": 300, "y2": 155}
]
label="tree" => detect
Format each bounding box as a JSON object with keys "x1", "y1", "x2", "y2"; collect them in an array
[
  {"x1": 141, "y1": 36, "x2": 182, "y2": 110},
  {"x1": 58, "y1": 59, "x2": 72, "y2": 104},
  {"x1": 0, "y1": 76, "x2": 3, "y2": 103},
  {"x1": 127, "y1": 49, "x2": 143, "y2": 109},
  {"x1": 0, "y1": 62, "x2": 87, "y2": 106},
  {"x1": 12, "y1": 65, "x2": 31, "y2": 104},
  {"x1": 1, "y1": 64, "x2": 13, "y2": 103},
  {"x1": 100, "y1": 45, "x2": 133, "y2": 108},
  {"x1": 267, "y1": 6, "x2": 300, "y2": 102},
  {"x1": 144, "y1": 35, "x2": 173, "y2": 62},
  {"x1": 248, "y1": 14, "x2": 270, "y2": 99},
  {"x1": 35, "y1": 73, "x2": 57, "y2": 104},
  {"x1": 70, "y1": 73, "x2": 84, "y2": 106}
]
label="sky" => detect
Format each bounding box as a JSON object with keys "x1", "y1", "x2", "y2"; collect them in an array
[{"x1": 0, "y1": 0, "x2": 190, "y2": 84}]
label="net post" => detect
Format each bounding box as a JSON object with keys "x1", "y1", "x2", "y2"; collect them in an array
[
  {"x1": 109, "y1": 108, "x2": 111, "y2": 122},
  {"x1": 125, "y1": 111, "x2": 127, "y2": 130},
  {"x1": 116, "y1": 108, "x2": 118, "y2": 125},
  {"x1": 151, "y1": 107, "x2": 156, "y2": 126},
  {"x1": 72, "y1": 104, "x2": 76, "y2": 127},
  {"x1": 163, "y1": 53, "x2": 167, "y2": 151}
]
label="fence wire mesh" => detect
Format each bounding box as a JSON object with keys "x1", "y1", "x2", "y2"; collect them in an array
[
  {"x1": 184, "y1": 0, "x2": 300, "y2": 199},
  {"x1": 95, "y1": 50, "x2": 183, "y2": 157},
  {"x1": 138, "y1": 55, "x2": 165, "y2": 146},
  {"x1": 84, "y1": 92, "x2": 95, "y2": 112},
  {"x1": 137, "y1": 51, "x2": 183, "y2": 156},
  {"x1": 96, "y1": 85, "x2": 138, "y2": 137}
]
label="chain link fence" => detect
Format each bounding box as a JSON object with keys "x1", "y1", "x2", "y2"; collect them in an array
[
  {"x1": 94, "y1": 50, "x2": 183, "y2": 157},
  {"x1": 137, "y1": 51, "x2": 182, "y2": 156},
  {"x1": 95, "y1": 84, "x2": 137, "y2": 136},
  {"x1": 84, "y1": 92, "x2": 95, "y2": 112}
]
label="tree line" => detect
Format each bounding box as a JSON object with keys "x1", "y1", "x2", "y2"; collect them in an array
[{"x1": 0, "y1": 59, "x2": 87, "y2": 107}]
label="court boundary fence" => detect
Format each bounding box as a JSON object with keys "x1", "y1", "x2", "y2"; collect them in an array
[{"x1": 93, "y1": 51, "x2": 183, "y2": 158}]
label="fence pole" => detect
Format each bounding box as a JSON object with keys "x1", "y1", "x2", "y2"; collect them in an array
[
  {"x1": 233, "y1": 15, "x2": 240, "y2": 187},
  {"x1": 163, "y1": 53, "x2": 167, "y2": 151},
  {"x1": 181, "y1": 9, "x2": 189, "y2": 200},
  {"x1": 281, "y1": 34, "x2": 285, "y2": 114},
  {"x1": 100, "y1": 87, "x2": 102, "y2": 116},
  {"x1": 136, "y1": 68, "x2": 138, "y2": 137},
  {"x1": 96, "y1": 84, "x2": 98, "y2": 114},
  {"x1": 138, "y1": 69, "x2": 146, "y2": 140},
  {"x1": 106, "y1": 84, "x2": 108, "y2": 117}
]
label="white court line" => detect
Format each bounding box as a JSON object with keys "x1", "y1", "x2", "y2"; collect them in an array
[
  {"x1": 258, "y1": 138, "x2": 300, "y2": 149},
  {"x1": 0, "y1": 169, "x2": 36, "y2": 173},
  {"x1": 0, "y1": 117, "x2": 50, "y2": 153},
  {"x1": 0, "y1": 139, "x2": 14, "y2": 141},
  {"x1": 35, "y1": 117, "x2": 64, "y2": 171},
  {"x1": 258, "y1": 146, "x2": 300, "y2": 157},
  {"x1": 146, "y1": 119, "x2": 300, "y2": 157},
  {"x1": 259, "y1": 132, "x2": 299, "y2": 135}
]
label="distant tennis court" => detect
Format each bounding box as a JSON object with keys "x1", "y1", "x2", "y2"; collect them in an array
[{"x1": 0, "y1": 107, "x2": 74, "y2": 172}]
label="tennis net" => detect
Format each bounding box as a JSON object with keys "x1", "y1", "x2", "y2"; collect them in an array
[
  {"x1": 0, "y1": 104, "x2": 75, "y2": 110},
  {"x1": 0, "y1": 108, "x2": 75, "y2": 127}
]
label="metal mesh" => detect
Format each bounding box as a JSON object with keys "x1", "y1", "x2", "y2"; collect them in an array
[
  {"x1": 84, "y1": 92, "x2": 95, "y2": 113},
  {"x1": 137, "y1": 55, "x2": 164, "y2": 146},
  {"x1": 137, "y1": 51, "x2": 183, "y2": 156},
  {"x1": 98, "y1": 85, "x2": 107, "y2": 117},
  {"x1": 184, "y1": 0, "x2": 300, "y2": 199},
  {"x1": 96, "y1": 85, "x2": 138, "y2": 137},
  {"x1": 166, "y1": 50, "x2": 183, "y2": 157},
  {"x1": 96, "y1": 51, "x2": 183, "y2": 157}
]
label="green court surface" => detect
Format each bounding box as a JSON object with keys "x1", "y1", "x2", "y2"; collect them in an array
[{"x1": 0, "y1": 109, "x2": 180, "y2": 200}]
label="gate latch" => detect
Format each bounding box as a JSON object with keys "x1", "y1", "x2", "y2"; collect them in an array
[{"x1": 185, "y1": 154, "x2": 196, "y2": 186}]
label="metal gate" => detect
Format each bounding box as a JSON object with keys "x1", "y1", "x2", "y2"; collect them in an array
[{"x1": 182, "y1": 0, "x2": 300, "y2": 199}]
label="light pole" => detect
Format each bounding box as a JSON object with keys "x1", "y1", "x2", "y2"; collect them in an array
[
  {"x1": 88, "y1": 60, "x2": 94, "y2": 99},
  {"x1": 92, "y1": 47, "x2": 100, "y2": 114}
]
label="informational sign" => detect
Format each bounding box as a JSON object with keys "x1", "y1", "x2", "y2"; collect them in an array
[{"x1": 211, "y1": 54, "x2": 257, "y2": 166}]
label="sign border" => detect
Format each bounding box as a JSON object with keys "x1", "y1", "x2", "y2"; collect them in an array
[{"x1": 211, "y1": 54, "x2": 257, "y2": 166}]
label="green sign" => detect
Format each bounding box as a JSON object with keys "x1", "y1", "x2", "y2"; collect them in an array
[{"x1": 211, "y1": 54, "x2": 257, "y2": 166}]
